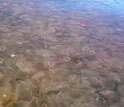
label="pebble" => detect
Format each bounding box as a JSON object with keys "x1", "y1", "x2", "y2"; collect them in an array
[{"x1": 11, "y1": 54, "x2": 16, "y2": 58}]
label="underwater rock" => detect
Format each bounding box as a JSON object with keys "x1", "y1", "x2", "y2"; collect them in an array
[
  {"x1": 117, "y1": 84, "x2": 124, "y2": 96},
  {"x1": 89, "y1": 77, "x2": 104, "y2": 90},
  {"x1": 16, "y1": 56, "x2": 36, "y2": 73},
  {"x1": 31, "y1": 71, "x2": 45, "y2": 81},
  {"x1": 80, "y1": 77, "x2": 93, "y2": 90},
  {"x1": 103, "y1": 78, "x2": 116, "y2": 90}
]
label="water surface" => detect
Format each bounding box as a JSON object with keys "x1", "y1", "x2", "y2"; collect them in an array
[{"x1": 0, "y1": 0, "x2": 124, "y2": 107}]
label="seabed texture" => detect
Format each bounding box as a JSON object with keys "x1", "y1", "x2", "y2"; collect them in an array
[{"x1": 0, "y1": 0, "x2": 124, "y2": 107}]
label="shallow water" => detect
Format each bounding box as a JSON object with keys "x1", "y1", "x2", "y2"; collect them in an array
[{"x1": 0, "y1": 0, "x2": 124, "y2": 107}]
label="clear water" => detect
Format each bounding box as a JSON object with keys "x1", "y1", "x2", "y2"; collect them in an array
[{"x1": 0, "y1": 0, "x2": 124, "y2": 107}]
